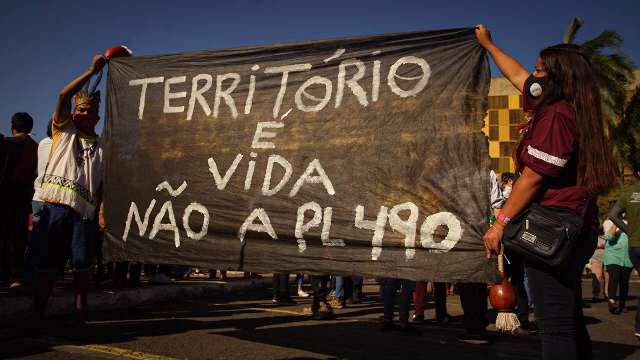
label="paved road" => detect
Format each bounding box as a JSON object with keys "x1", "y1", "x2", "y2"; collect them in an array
[{"x1": 2, "y1": 280, "x2": 640, "y2": 359}]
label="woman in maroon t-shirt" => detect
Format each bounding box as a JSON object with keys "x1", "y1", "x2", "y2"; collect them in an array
[{"x1": 475, "y1": 25, "x2": 617, "y2": 360}]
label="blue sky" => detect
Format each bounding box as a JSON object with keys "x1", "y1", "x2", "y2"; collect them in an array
[{"x1": 1, "y1": 0, "x2": 638, "y2": 138}]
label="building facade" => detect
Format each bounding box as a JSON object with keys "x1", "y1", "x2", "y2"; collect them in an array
[
  {"x1": 483, "y1": 69, "x2": 640, "y2": 175},
  {"x1": 482, "y1": 78, "x2": 522, "y2": 174}
]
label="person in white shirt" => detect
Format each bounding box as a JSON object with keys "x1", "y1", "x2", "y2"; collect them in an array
[
  {"x1": 32, "y1": 120, "x2": 53, "y2": 210},
  {"x1": 20, "y1": 121, "x2": 53, "y2": 288},
  {"x1": 31, "y1": 55, "x2": 106, "y2": 323}
]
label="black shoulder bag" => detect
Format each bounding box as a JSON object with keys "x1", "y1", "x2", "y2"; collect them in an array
[{"x1": 502, "y1": 200, "x2": 588, "y2": 268}]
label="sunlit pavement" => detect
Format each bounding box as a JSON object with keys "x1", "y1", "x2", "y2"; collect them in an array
[{"x1": 2, "y1": 279, "x2": 639, "y2": 360}]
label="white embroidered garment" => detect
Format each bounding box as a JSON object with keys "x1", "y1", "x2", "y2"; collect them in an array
[
  {"x1": 40, "y1": 122, "x2": 102, "y2": 220},
  {"x1": 32, "y1": 137, "x2": 53, "y2": 202}
]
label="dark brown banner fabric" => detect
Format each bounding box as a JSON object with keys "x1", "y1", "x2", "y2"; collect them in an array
[{"x1": 103, "y1": 27, "x2": 494, "y2": 282}]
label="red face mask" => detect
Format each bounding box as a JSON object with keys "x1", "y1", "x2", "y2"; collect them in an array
[{"x1": 72, "y1": 113, "x2": 100, "y2": 135}]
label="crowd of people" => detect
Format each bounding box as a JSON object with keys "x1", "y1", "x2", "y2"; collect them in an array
[
  {"x1": 0, "y1": 25, "x2": 639, "y2": 360},
  {"x1": 587, "y1": 202, "x2": 636, "y2": 315}
]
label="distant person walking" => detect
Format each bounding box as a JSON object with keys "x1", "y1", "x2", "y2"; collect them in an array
[
  {"x1": 589, "y1": 220, "x2": 607, "y2": 302},
  {"x1": 603, "y1": 218, "x2": 632, "y2": 314},
  {"x1": 609, "y1": 165, "x2": 640, "y2": 340}
]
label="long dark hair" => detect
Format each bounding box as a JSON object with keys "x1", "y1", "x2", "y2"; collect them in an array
[{"x1": 538, "y1": 43, "x2": 617, "y2": 195}]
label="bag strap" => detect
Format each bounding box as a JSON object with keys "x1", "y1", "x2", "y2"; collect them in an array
[
  {"x1": 40, "y1": 160, "x2": 49, "y2": 188},
  {"x1": 580, "y1": 196, "x2": 591, "y2": 219}
]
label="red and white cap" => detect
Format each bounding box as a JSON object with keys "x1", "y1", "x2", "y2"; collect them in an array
[{"x1": 103, "y1": 45, "x2": 133, "y2": 60}]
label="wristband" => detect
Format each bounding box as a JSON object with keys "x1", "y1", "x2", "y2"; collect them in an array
[
  {"x1": 497, "y1": 212, "x2": 511, "y2": 225},
  {"x1": 493, "y1": 219, "x2": 506, "y2": 228}
]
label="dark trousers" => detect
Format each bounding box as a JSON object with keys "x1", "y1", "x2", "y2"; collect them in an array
[
  {"x1": 628, "y1": 247, "x2": 640, "y2": 332},
  {"x1": 340, "y1": 276, "x2": 364, "y2": 300},
  {"x1": 114, "y1": 261, "x2": 130, "y2": 284},
  {"x1": 458, "y1": 282, "x2": 488, "y2": 335},
  {"x1": 331, "y1": 276, "x2": 362, "y2": 300},
  {"x1": 115, "y1": 262, "x2": 171, "y2": 284},
  {"x1": 0, "y1": 209, "x2": 29, "y2": 282},
  {"x1": 434, "y1": 282, "x2": 448, "y2": 320},
  {"x1": 312, "y1": 275, "x2": 330, "y2": 305},
  {"x1": 526, "y1": 229, "x2": 597, "y2": 360},
  {"x1": 380, "y1": 278, "x2": 415, "y2": 327},
  {"x1": 272, "y1": 273, "x2": 290, "y2": 299},
  {"x1": 505, "y1": 255, "x2": 531, "y2": 326},
  {"x1": 606, "y1": 264, "x2": 632, "y2": 303},
  {"x1": 352, "y1": 276, "x2": 363, "y2": 298}
]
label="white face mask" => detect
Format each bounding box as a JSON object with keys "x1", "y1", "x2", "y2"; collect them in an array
[{"x1": 503, "y1": 185, "x2": 512, "y2": 199}]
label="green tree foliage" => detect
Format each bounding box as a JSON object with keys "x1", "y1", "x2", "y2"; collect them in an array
[
  {"x1": 564, "y1": 17, "x2": 635, "y2": 123},
  {"x1": 563, "y1": 17, "x2": 637, "y2": 176},
  {"x1": 621, "y1": 87, "x2": 640, "y2": 170}
]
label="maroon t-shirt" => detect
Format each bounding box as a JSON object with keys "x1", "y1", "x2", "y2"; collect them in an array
[{"x1": 515, "y1": 101, "x2": 597, "y2": 226}]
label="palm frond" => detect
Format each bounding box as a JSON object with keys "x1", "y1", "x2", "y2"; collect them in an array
[
  {"x1": 583, "y1": 30, "x2": 624, "y2": 51},
  {"x1": 621, "y1": 87, "x2": 640, "y2": 167},
  {"x1": 563, "y1": 17, "x2": 584, "y2": 44},
  {"x1": 559, "y1": 19, "x2": 636, "y2": 170}
]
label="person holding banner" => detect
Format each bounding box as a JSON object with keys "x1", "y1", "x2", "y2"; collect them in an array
[
  {"x1": 476, "y1": 25, "x2": 616, "y2": 360},
  {"x1": 31, "y1": 54, "x2": 106, "y2": 324},
  {"x1": 455, "y1": 168, "x2": 505, "y2": 344}
]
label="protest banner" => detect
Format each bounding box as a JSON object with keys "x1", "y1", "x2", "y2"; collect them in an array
[{"x1": 103, "y1": 28, "x2": 494, "y2": 282}]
